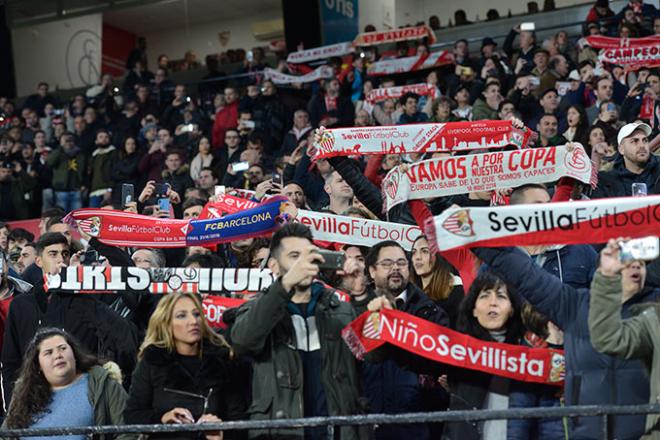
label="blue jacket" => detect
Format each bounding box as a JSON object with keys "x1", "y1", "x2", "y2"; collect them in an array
[
  {"x1": 537, "y1": 245, "x2": 598, "y2": 290},
  {"x1": 473, "y1": 247, "x2": 660, "y2": 440}
]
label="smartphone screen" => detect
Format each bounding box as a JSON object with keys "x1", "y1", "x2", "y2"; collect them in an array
[
  {"x1": 214, "y1": 185, "x2": 226, "y2": 196},
  {"x1": 158, "y1": 198, "x2": 171, "y2": 214},
  {"x1": 272, "y1": 172, "x2": 283, "y2": 186},
  {"x1": 154, "y1": 183, "x2": 169, "y2": 198},
  {"x1": 121, "y1": 184, "x2": 134, "y2": 208},
  {"x1": 232, "y1": 161, "x2": 250, "y2": 173}
]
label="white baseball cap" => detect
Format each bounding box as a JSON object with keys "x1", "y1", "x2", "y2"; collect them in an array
[{"x1": 617, "y1": 122, "x2": 652, "y2": 146}]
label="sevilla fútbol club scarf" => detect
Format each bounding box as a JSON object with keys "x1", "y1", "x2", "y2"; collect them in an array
[
  {"x1": 367, "y1": 51, "x2": 454, "y2": 76},
  {"x1": 366, "y1": 83, "x2": 437, "y2": 104},
  {"x1": 353, "y1": 25, "x2": 437, "y2": 46},
  {"x1": 313, "y1": 120, "x2": 537, "y2": 160},
  {"x1": 342, "y1": 309, "x2": 565, "y2": 385},
  {"x1": 66, "y1": 196, "x2": 290, "y2": 248},
  {"x1": 425, "y1": 196, "x2": 660, "y2": 252},
  {"x1": 382, "y1": 144, "x2": 595, "y2": 211},
  {"x1": 199, "y1": 193, "x2": 259, "y2": 219},
  {"x1": 286, "y1": 42, "x2": 354, "y2": 64},
  {"x1": 264, "y1": 66, "x2": 334, "y2": 85}
]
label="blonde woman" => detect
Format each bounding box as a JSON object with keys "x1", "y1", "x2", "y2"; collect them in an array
[{"x1": 124, "y1": 293, "x2": 249, "y2": 439}]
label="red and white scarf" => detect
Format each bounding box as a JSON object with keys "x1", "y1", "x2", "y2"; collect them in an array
[
  {"x1": 313, "y1": 120, "x2": 537, "y2": 160},
  {"x1": 598, "y1": 45, "x2": 660, "y2": 70},
  {"x1": 264, "y1": 66, "x2": 334, "y2": 85},
  {"x1": 353, "y1": 25, "x2": 437, "y2": 47},
  {"x1": 425, "y1": 196, "x2": 660, "y2": 252},
  {"x1": 366, "y1": 83, "x2": 437, "y2": 104},
  {"x1": 286, "y1": 41, "x2": 354, "y2": 64},
  {"x1": 382, "y1": 145, "x2": 595, "y2": 211},
  {"x1": 367, "y1": 51, "x2": 454, "y2": 76},
  {"x1": 584, "y1": 35, "x2": 660, "y2": 49},
  {"x1": 342, "y1": 309, "x2": 565, "y2": 385}
]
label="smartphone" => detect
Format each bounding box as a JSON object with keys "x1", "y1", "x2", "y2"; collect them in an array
[
  {"x1": 619, "y1": 237, "x2": 659, "y2": 262},
  {"x1": 243, "y1": 120, "x2": 256, "y2": 129},
  {"x1": 316, "y1": 249, "x2": 346, "y2": 270},
  {"x1": 182, "y1": 123, "x2": 195, "y2": 133},
  {"x1": 529, "y1": 76, "x2": 541, "y2": 89},
  {"x1": 521, "y1": 22, "x2": 535, "y2": 31},
  {"x1": 458, "y1": 66, "x2": 473, "y2": 76},
  {"x1": 246, "y1": 50, "x2": 254, "y2": 62},
  {"x1": 81, "y1": 249, "x2": 99, "y2": 266},
  {"x1": 121, "y1": 183, "x2": 134, "y2": 208},
  {"x1": 214, "y1": 185, "x2": 226, "y2": 196},
  {"x1": 632, "y1": 183, "x2": 647, "y2": 197},
  {"x1": 272, "y1": 172, "x2": 283, "y2": 186},
  {"x1": 154, "y1": 183, "x2": 169, "y2": 198},
  {"x1": 232, "y1": 161, "x2": 250, "y2": 173},
  {"x1": 158, "y1": 197, "x2": 171, "y2": 213}
]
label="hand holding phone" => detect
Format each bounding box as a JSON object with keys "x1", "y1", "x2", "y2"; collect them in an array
[
  {"x1": 316, "y1": 249, "x2": 346, "y2": 270},
  {"x1": 121, "y1": 184, "x2": 134, "y2": 208},
  {"x1": 231, "y1": 161, "x2": 250, "y2": 173}
]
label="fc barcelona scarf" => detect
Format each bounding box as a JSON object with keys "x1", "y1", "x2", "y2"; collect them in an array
[
  {"x1": 342, "y1": 309, "x2": 565, "y2": 385},
  {"x1": 425, "y1": 196, "x2": 660, "y2": 252},
  {"x1": 65, "y1": 196, "x2": 290, "y2": 248},
  {"x1": 313, "y1": 120, "x2": 537, "y2": 160}
]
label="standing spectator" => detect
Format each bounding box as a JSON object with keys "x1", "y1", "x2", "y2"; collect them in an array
[
  {"x1": 22, "y1": 82, "x2": 58, "y2": 117},
  {"x1": 473, "y1": 82, "x2": 503, "y2": 121},
  {"x1": 536, "y1": 113, "x2": 567, "y2": 147},
  {"x1": 46, "y1": 132, "x2": 87, "y2": 213},
  {"x1": 211, "y1": 87, "x2": 240, "y2": 149},
  {"x1": 586, "y1": 0, "x2": 616, "y2": 34},
  {"x1": 563, "y1": 105, "x2": 590, "y2": 146},
  {"x1": 592, "y1": 122, "x2": 658, "y2": 197},
  {"x1": 587, "y1": 76, "x2": 615, "y2": 123},
  {"x1": 307, "y1": 78, "x2": 354, "y2": 128},
  {"x1": 139, "y1": 128, "x2": 171, "y2": 183},
  {"x1": 397, "y1": 93, "x2": 429, "y2": 124},
  {"x1": 593, "y1": 100, "x2": 625, "y2": 145},
  {"x1": 252, "y1": 80, "x2": 286, "y2": 152},
  {"x1": 88, "y1": 129, "x2": 116, "y2": 208},
  {"x1": 111, "y1": 136, "x2": 142, "y2": 205},
  {"x1": 503, "y1": 25, "x2": 538, "y2": 73},
  {"x1": 281, "y1": 110, "x2": 312, "y2": 156},
  {"x1": 323, "y1": 171, "x2": 354, "y2": 214},
  {"x1": 190, "y1": 136, "x2": 214, "y2": 184},
  {"x1": 212, "y1": 128, "x2": 243, "y2": 183},
  {"x1": 231, "y1": 223, "x2": 368, "y2": 440},
  {"x1": 452, "y1": 86, "x2": 473, "y2": 120},
  {"x1": 453, "y1": 39, "x2": 477, "y2": 69},
  {"x1": 162, "y1": 150, "x2": 194, "y2": 197},
  {"x1": 0, "y1": 160, "x2": 37, "y2": 221},
  {"x1": 124, "y1": 293, "x2": 248, "y2": 439}
]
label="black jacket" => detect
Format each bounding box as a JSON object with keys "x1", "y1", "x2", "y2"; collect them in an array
[
  {"x1": 591, "y1": 154, "x2": 660, "y2": 198},
  {"x1": 124, "y1": 342, "x2": 249, "y2": 439},
  {"x1": 1, "y1": 282, "x2": 140, "y2": 404}
]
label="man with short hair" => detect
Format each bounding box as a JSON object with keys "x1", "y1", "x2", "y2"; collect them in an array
[
  {"x1": 2, "y1": 233, "x2": 139, "y2": 405},
  {"x1": 283, "y1": 182, "x2": 306, "y2": 209},
  {"x1": 197, "y1": 167, "x2": 219, "y2": 191},
  {"x1": 162, "y1": 150, "x2": 194, "y2": 197},
  {"x1": 231, "y1": 223, "x2": 368, "y2": 439},
  {"x1": 89, "y1": 129, "x2": 116, "y2": 208},
  {"x1": 16, "y1": 242, "x2": 36, "y2": 274},
  {"x1": 592, "y1": 122, "x2": 659, "y2": 197},
  {"x1": 213, "y1": 128, "x2": 244, "y2": 182},
  {"x1": 182, "y1": 198, "x2": 205, "y2": 220},
  {"x1": 307, "y1": 78, "x2": 354, "y2": 128},
  {"x1": 536, "y1": 113, "x2": 567, "y2": 147},
  {"x1": 22, "y1": 82, "x2": 58, "y2": 117},
  {"x1": 397, "y1": 93, "x2": 429, "y2": 124},
  {"x1": 47, "y1": 132, "x2": 87, "y2": 213},
  {"x1": 323, "y1": 171, "x2": 353, "y2": 215},
  {"x1": 0, "y1": 160, "x2": 37, "y2": 221},
  {"x1": 587, "y1": 76, "x2": 615, "y2": 123},
  {"x1": 473, "y1": 82, "x2": 503, "y2": 120},
  {"x1": 281, "y1": 110, "x2": 313, "y2": 156},
  {"x1": 212, "y1": 86, "x2": 240, "y2": 148}
]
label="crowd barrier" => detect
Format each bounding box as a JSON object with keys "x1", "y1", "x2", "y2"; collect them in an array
[{"x1": 1, "y1": 404, "x2": 659, "y2": 439}]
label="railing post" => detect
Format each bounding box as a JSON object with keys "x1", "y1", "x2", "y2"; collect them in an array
[
  {"x1": 326, "y1": 424, "x2": 335, "y2": 439},
  {"x1": 601, "y1": 414, "x2": 612, "y2": 440}
]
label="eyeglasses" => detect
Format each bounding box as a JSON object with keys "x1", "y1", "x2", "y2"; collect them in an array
[{"x1": 375, "y1": 259, "x2": 408, "y2": 269}]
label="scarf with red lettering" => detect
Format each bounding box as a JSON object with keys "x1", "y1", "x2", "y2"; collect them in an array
[
  {"x1": 382, "y1": 145, "x2": 596, "y2": 211},
  {"x1": 342, "y1": 309, "x2": 565, "y2": 385},
  {"x1": 313, "y1": 120, "x2": 537, "y2": 160},
  {"x1": 199, "y1": 194, "x2": 259, "y2": 219},
  {"x1": 65, "y1": 196, "x2": 290, "y2": 248},
  {"x1": 599, "y1": 45, "x2": 660, "y2": 70},
  {"x1": 353, "y1": 25, "x2": 437, "y2": 46},
  {"x1": 287, "y1": 41, "x2": 354, "y2": 64},
  {"x1": 366, "y1": 83, "x2": 437, "y2": 104},
  {"x1": 424, "y1": 196, "x2": 660, "y2": 252},
  {"x1": 264, "y1": 66, "x2": 334, "y2": 85},
  {"x1": 367, "y1": 51, "x2": 454, "y2": 76},
  {"x1": 584, "y1": 35, "x2": 660, "y2": 49}
]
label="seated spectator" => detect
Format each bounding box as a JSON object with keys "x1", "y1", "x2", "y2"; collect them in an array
[
  {"x1": 592, "y1": 122, "x2": 658, "y2": 197},
  {"x1": 124, "y1": 293, "x2": 248, "y2": 438},
  {"x1": 397, "y1": 92, "x2": 429, "y2": 124},
  {"x1": 2, "y1": 328, "x2": 129, "y2": 432},
  {"x1": 431, "y1": 97, "x2": 461, "y2": 123}
]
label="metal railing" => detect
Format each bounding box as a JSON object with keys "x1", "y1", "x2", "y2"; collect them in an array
[{"x1": 1, "y1": 404, "x2": 659, "y2": 439}]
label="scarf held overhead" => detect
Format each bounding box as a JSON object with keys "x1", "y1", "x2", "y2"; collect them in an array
[
  {"x1": 425, "y1": 196, "x2": 660, "y2": 252},
  {"x1": 264, "y1": 66, "x2": 334, "y2": 85},
  {"x1": 366, "y1": 83, "x2": 437, "y2": 104},
  {"x1": 583, "y1": 35, "x2": 660, "y2": 49},
  {"x1": 65, "y1": 196, "x2": 289, "y2": 247},
  {"x1": 286, "y1": 41, "x2": 354, "y2": 64},
  {"x1": 342, "y1": 309, "x2": 565, "y2": 386},
  {"x1": 313, "y1": 120, "x2": 537, "y2": 160},
  {"x1": 353, "y1": 25, "x2": 437, "y2": 46},
  {"x1": 367, "y1": 51, "x2": 454, "y2": 76},
  {"x1": 598, "y1": 44, "x2": 660, "y2": 69},
  {"x1": 382, "y1": 144, "x2": 595, "y2": 211}
]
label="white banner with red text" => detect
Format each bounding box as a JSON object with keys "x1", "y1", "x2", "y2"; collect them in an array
[
  {"x1": 367, "y1": 51, "x2": 454, "y2": 76},
  {"x1": 366, "y1": 83, "x2": 437, "y2": 104},
  {"x1": 598, "y1": 44, "x2": 660, "y2": 69},
  {"x1": 425, "y1": 196, "x2": 660, "y2": 252},
  {"x1": 264, "y1": 66, "x2": 334, "y2": 84},
  {"x1": 583, "y1": 35, "x2": 660, "y2": 49},
  {"x1": 353, "y1": 25, "x2": 437, "y2": 46},
  {"x1": 286, "y1": 42, "x2": 354, "y2": 64},
  {"x1": 342, "y1": 309, "x2": 565, "y2": 385},
  {"x1": 382, "y1": 144, "x2": 595, "y2": 211},
  {"x1": 313, "y1": 120, "x2": 537, "y2": 160}
]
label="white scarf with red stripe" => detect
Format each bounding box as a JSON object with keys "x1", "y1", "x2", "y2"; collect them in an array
[
  {"x1": 367, "y1": 51, "x2": 454, "y2": 76},
  {"x1": 353, "y1": 25, "x2": 437, "y2": 46},
  {"x1": 366, "y1": 83, "x2": 437, "y2": 104}
]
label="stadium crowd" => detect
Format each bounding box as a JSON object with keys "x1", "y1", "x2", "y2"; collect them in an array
[{"x1": 0, "y1": 0, "x2": 659, "y2": 439}]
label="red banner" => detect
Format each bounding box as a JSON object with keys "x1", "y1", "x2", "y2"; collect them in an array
[
  {"x1": 342, "y1": 309, "x2": 565, "y2": 385},
  {"x1": 584, "y1": 35, "x2": 660, "y2": 49},
  {"x1": 203, "y1": 296, "x2": 247, "y2": 329},
  {"x1": 200, "y1": 194, "x2": 259, "y2": 218},
  {"x1": 353, "y1": 25, "x2": 437, "y2": 46}
]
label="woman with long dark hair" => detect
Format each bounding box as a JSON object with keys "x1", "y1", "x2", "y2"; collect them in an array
[
  {"x1": 124, "y1": 293, "x2": 249, "y2": 439},
  {"x1": 443, "y1": 271, "x2": 524, "y2": 440},
  {"x1": 3, "y1": 328, "x2": 130, "y2": 437},
  {"x1": 111, "y1": 136, "x2": 142, "y2": 204},
  {"x1": 409, "y1": 235, "x2": 464, "y2": 327},
  {"x1": 562, "y1": 105, "x2": 590, "y2": 149}
]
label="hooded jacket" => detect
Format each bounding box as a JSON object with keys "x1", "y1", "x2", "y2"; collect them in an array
[{"x1": 473, "y1": 246, "x2": 660, "y2": 440}]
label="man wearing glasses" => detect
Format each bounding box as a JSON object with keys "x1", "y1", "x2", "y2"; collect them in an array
[{"x1": 362, "y1": 240, "x2": 448, "y2": 440}]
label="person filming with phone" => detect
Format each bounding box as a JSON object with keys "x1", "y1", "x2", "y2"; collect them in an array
[{"x1": 230, "y1": 223, "x2": 368, "y2": 440}]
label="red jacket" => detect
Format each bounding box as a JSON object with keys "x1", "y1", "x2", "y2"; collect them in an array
[{"x1": 211, "y1": 101, "x2": 239, "y2": 149}]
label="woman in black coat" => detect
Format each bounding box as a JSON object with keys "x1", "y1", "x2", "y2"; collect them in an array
[
  {"x1": 111, "y1": 136, "x2": 142, "y2": 205},
  {"x1": 124, "y1": 293, "x2": 249, "y2": 439}
]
